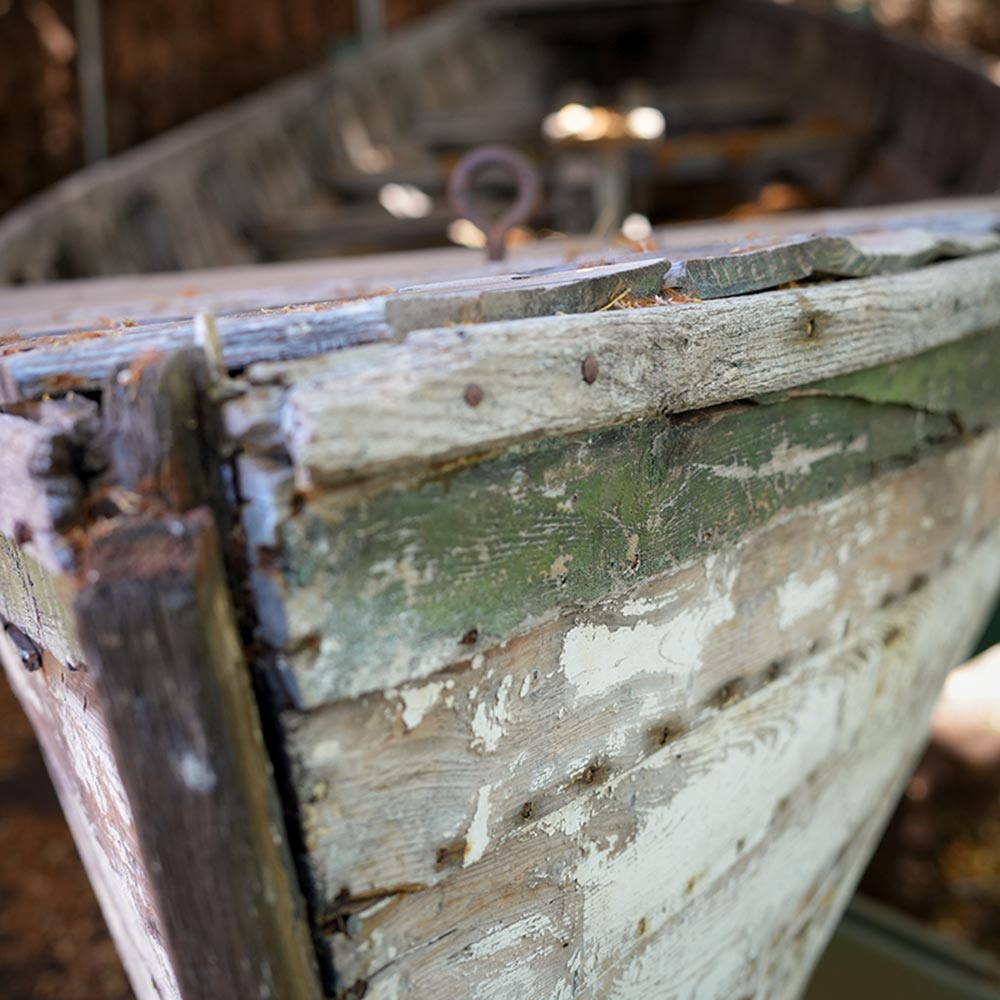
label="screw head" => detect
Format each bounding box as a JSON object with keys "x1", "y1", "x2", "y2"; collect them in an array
[
  {"x1": 581, "y1": 354, "x2": 599, "y2": 384},
  {"x1": 464, "y1": 383, "x2": 484, "y2": 407}
]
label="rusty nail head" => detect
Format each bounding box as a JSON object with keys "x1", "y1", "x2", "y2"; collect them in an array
[
  {"x1": 464, "y1": 383, "x2": 484, "y2": 407},
  {"x1": 582, "y1": 354, "x2": 599, "y2": 384}
]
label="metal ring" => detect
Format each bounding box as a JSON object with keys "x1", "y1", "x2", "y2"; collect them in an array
[{"x1": 447, "y1": 145, "x2": 540, "y2": 261}]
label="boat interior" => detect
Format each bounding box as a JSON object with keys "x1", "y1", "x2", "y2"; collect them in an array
[{"x1": 2, "y1": 0, "x2": 1000, "y2": 284}]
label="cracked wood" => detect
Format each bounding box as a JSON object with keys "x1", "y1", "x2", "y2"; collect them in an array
[{"x1": 234, "y1": 253, "x2": 1000, "y2": 489}]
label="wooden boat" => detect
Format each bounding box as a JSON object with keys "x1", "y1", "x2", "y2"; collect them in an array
[{"x1": 3, "y1": 2, "x2": 1000, "y2": 998}]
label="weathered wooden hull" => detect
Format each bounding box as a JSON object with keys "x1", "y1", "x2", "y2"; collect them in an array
[
  {"x1": 2, "y1": 208, "x2": 1000, "y2": 997},
  {"x1": 3, "y1": 1, "x2": 1000, "y2": 997}
]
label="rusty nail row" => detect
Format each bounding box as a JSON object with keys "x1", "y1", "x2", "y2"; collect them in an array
[{"x1": 464, "y1": 354, "x2": 599, "y2": 407}]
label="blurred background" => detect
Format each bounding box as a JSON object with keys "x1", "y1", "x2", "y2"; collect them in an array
[{"x1": 3, "y1": 0, "x2": 1000, "y2": 996}]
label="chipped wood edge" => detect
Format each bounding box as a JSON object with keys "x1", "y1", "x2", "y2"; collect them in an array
[
  {"x1": 668, "y1": 227, "x2": 1000, "y2": 299},
  {"x1": 0, "y1": 348, "x2": 326, "y2": 1000},
  {"x1": 4, "y1": 213, "x2": 1000, "y2": 403}
]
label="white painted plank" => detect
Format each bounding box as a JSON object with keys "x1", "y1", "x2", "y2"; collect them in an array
[
  {"x1": 287, "y1": 429, "x2": 1000, "y2": 905},
  {"x1": 323, "y1": 526, "x2": 1000, "y2": 998}
]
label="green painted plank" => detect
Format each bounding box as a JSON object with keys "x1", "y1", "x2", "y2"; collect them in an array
[
  {"x1": 277, "y1": 329, "x2": 1000, "y2": 705},
  {"x1": 765, "y1": 327, "x2": 1000, "y2": 430}
]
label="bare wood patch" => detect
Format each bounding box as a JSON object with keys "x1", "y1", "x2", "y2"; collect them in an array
[{"x1": 667, "y1": 227, "x2": 1000, "y2": 299}]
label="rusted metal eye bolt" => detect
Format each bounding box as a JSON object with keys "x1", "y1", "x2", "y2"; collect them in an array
[
  {"x1": 581, "y1": 354, "x2": 599, "y2": 384},
  {"x1": 448, "y1": 145, "x2": 541, "y2": 262},
  {"x1": 464, "y1": 382, "x2": 484, "y2": 407}
]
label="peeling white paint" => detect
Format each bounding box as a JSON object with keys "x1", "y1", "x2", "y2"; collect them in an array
[
  {"x1": 620, "y1": 594, "x2": 661, "y2": 617},
  {"x1": 560, "y1": 621, "x2": 661, "y2": 699},
  {"x1": 464, "y1": 912, "x2": 555, "y2": 961},
  {"x1": 858, "y1": 572, "x2": 892, "y2": 610},
  {"x1": 698, "y1": 435, "x2": 867, "y2": 482},
  {"x1": 470, "y1": 675, "x2": 513, "y2": 752},
  {"x1": 464, "y1": 785, "x2": 492, "y2": 866},
  {"x1": 175, "y1": 751, "x2": 217, "y2": 793},
  {"x1": 308, "y1": 737, "x2": 343, "y2": 767},
  {"x1": 562, "y1": 560, "x2": 736, "y2": 699},
  {"x1": 398, "y1": 681, "x2": 444, "y2": 731},
  {"x1": 540, "y1": 797, "x2": 590, "y2": 838}
]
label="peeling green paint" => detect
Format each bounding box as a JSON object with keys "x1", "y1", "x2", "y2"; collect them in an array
[
  {"x1": 761, "y1": 327, "x2": 1000, "y2": 429},
  {"x1": 280, "y1": 329, "x2": 1000, "y2": 705}
]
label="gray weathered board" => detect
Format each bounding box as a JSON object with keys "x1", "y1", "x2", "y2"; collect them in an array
[{"x1": 2, "y1": 195, "x2": 1000, "y2": 1000}]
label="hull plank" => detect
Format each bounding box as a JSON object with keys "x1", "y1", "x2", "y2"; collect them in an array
[
  {"x1": 237, "y1": 253, "x2": 1000, "y2": 488},
  {"x1": 287, "y1": 429, "x2": 1000, "y2": 907},
  {"x1": 7, "y1": 223, "x2": 1000, "y2": 403},
  {"x1": 234, "y1": 329, "x2": 1000, "y2": 704},
  {"x1": 321, "y1": 528, "x2": 1000, "y2": 999}
]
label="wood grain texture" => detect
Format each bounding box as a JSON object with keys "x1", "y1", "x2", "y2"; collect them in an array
[
  {"x1": 0, "y1": 348, "x2": 324, "y2": 1000},
  {"x1": 385, "y1": 257, "x2": 669, "y2": 334},
  {"x1": 3, "y1": 214, "x2": 999, "y2": 404},
  {"x1": 74, "y1": 511, "x2": 322, "y2": 1000},
  {"x1": 285, "y1": 428, "x2": 1000, "y2": 907},
  {"x1": 235, "y1": 330, "x2": 1000, "y2": 705},
  {"x1": 236, "y1": 253, "x2": 1000, "y2": 489},
  {"x1": 0, "y1": 300, "x2": 392, "y2": 404},
  {"x1": 312, "y1": 524, "x2": 1000, "y2": 999},
  {"x1": 97, "y1": 346, "x2": 232, "y2": 528},
  {"x1": 0, "y1": 536, "x2": 82, "y2": 668}
]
